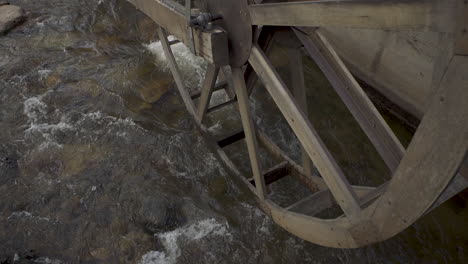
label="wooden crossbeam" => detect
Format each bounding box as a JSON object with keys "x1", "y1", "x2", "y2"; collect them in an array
[
  {"x1": 294, "y1": 28, "x2": 405, "y2": 173},
  {"x1": 190, "y1": 81, "x2": 228, "y2": 99},
  {"x1": 248, "y1": 45, "x2": 361, "y2": 219},
  {"x1": 249, "y1": 161, "x2": 290, "y2": 186},
  {"x1": 207, "y1": 98, "x2": 237, "y2": 113},
  {"x1": 127, "y1": 0, "x2": 229, "y2": 65},
  {"x1": 217, "y1": 131, "x2": 245, "y2": 148},
  {"x1": 257, "y1": 130, "x2": 327, "y2": 192},
  {"x1": 249, "y1": 0, "x2": 455, "y2": 33},
  {"x1": 232, "y1": 67, "x2": 267, "y2": 199},
  {"x1": 197, "y1": 65, "x2": 220, "y2": 123},
  {"x1": 287, "y1": 185, "x2": 386, "y2": 216}
]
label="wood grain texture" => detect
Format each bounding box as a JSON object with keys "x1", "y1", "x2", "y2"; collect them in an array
[{"x1": 249, "y1": 45, "x2": 361, "y2": 219}]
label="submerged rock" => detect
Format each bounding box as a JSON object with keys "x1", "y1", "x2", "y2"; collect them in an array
[{"x1": 0, "y1": 5, "x2": 25, "y2": 34}]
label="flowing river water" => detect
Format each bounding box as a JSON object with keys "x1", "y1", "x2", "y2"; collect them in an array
[{"x1": 0, "y1": 0, "x2": 466, "y2": 263}]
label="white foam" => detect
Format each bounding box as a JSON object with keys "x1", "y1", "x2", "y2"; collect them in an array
[
  {"x1": 24, "y1": 96, "x2": 47, "y2": 124},
  {"x1": 144, "y1": 36, "x2": 208, "y2": 89},
  {"x1": 140, "y1": 218, "x2": 231, "y2": 264}
]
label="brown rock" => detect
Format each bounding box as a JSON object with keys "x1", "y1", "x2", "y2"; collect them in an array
[{"x1": 0, "y1": 5, "x2": 25, "y2": 34}]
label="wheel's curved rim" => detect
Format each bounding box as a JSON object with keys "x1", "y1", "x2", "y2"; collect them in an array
[{"x1": 154, "y1": 0, "x2": 467, "y2": 248}]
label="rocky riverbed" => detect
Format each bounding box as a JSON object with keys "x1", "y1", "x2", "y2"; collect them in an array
[{"x1": 0, "y1": 0, "x2": 467, "y2": 263}]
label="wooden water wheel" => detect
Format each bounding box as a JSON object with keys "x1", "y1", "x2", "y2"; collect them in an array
[{"x1": 127, "y1": 0, "x2": 468, "y2": 248}]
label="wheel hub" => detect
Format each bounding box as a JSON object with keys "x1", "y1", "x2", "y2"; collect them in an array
[{"x1": 205, "y1": 0, "x2": 252, "y2": 67}]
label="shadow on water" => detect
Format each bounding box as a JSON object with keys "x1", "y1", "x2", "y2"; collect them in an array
[{"x1": 0, "y1": 0, "x2": 466, "y2": 263}]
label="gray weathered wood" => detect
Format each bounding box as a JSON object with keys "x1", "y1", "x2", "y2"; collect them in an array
[
  {"x1": 232, "y1": 67, "x2": 267, "y2": 199},
  {"x1": 257, "y1": 130, "x2": 327, "y2": 192},
  {"x1": 370, "y1": 55, "x2": 468, "y2": 241},
  {"x1": 294, "y1": 28, "x2": 405, "y2": 173},
  {"x1": 128, "y1": 0, "x2": 229, "y2": 65},
  {"x1": 158, "y1": 27, "x2": 197, "y2": 117},
  {"x1": 249, "y1": 45, "x2": 361, "y2": 219},
  {"x1": 455, "y1": 0, "x2": 468, "y2": 55},
  {"x1": 249, "y1": 0, "x2": 455, "y2": 33},
  {"x1": 288, "y1": 47, "x2": 314, "y2": 177},
  {"x1": 197, "y1": 64, "x2": 220, "y2": 123}
]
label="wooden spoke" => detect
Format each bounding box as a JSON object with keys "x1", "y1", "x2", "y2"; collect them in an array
[
  {"x1": 158, "y1": 27, "x2": 197, "y2": 117},
  {"x1": 294, "y1": 28, "x2": 405, "y2": 172},
  {"x1": 248, "y1": 45, "x2": 361, "y2": 219},
  {"x1": 232, "y1": 67, "x2": 267, "y2": 199},
  {"x1": 288, "y1": 47, "x2": 314, "y2": 177},
  {"x1": 245, "y1": 26, "x2": 276, "y2": 95},
  {"x1": 197, "y1": 64, "x2": 220, "y2": 124},
  {"x1": 249, "y1": 0, "x2": 454, "y2": 33}
]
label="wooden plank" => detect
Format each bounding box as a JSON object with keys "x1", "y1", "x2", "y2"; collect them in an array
[
  {"x1": 288, "y1": 47, "x2": 314, "y2": 177},
  {"x1": 232, "y1": 67, "x2": 267, "y2": 199},
  {"x1": 248, "y1": 45, "x2": 361, "y2": 219},
  {"x1": 196, "y1": 64, "x2": 219, "y2": 123},
  {"x1": 249, "y1": 161, "x2": 290, "y2": 186},
  {"x1": 207, "y1": 98, "x2": 237, "y2": 113},
  {"x1": 455, "y1": 0, "x2": 468, "y2": 55},
  {"x1": 294, "y1": 28, "x2": 405, "y2": 173},
  {"x1": 158, "y1": 27, "x2": 197, "y2": 117},
  {"x1": 287, "y1": 189, "x2": 334, "y2": 216},
  {"x1": 257, "y1": 130, "x2": 327, "y2": 192},
  {"x1": 287, "y1": 185, "x2": 384, "y2": 216},
  {"x1": 249, "y1": 0, "x2": 454, "y2": 33},
  {"x1": 217, "y1": 131, "x2": 245, "y2": 148},
  {"x1": 190, "y1": 81, "x2": 227, "y2": 99},
  {"x1": 128, "y1": 0, "x2": 229, "y2": 65}
]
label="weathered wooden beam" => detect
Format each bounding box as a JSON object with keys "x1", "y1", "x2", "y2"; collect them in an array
[
  {"x1": 158, "y1": 27, "x2": 197, "y2": 117},
  {"x1": 206, "y1": 98, "x2": 237, "y2": 113},
  {"x1": 288, "y1": 47, "x2": 314, "y2": 177},
  {"x1": 256, "y1": 130, "x2": 327, "y2": 192},
  {"x1": 294, "y1": 28, "x2": 405, "y2": 173},
  {"x1": 128, "y1": 0, "x2": 229, "y2": 65},
  {"x1": 190, "y1": 81, "x2": 228, "y2": 99},
  {"x1": 196, "y1": 64, "x2": 219, "y2": 123},
  {"x1": 249, "y1": 45, "x2": 361, "y2": 219},
  {"x1": 217, "y1": 130, "x2": 245, "y2": 148},
  {"x1": 249, "y1": 0, "x2": 455, "y2": 33},
  {"x1": 248, "y1": 161, "x2": 289, "y2": 186},
  {"x1": 287, "y1": 185, "x2": 384, "y2": 216},
  {"x1": 232, "y1": 67, "x2": 267, "y2": 199}
]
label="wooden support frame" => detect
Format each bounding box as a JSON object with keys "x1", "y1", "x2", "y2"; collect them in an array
[
  {"x1": 248, "y1": 44, "x2": 361, "y2": 219},
  {"x1": 294, "y1": 27, "x2": 405, "y2": 172},
  {"x1": 249, "y1": 0, "x2": 455, "y2": 33},
  {"x1": 232, "y1": 67, "x2": 267, "y2": 199}
]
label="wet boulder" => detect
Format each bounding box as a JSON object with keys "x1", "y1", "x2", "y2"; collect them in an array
[{"x1": 0, "y1": 4, "x2": 25, "y2": 34}]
